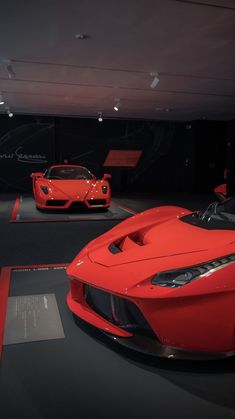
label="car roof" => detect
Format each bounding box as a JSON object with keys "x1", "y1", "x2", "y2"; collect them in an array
[{"x1": 49, "y1": 165, "x2": 87, "y2": 169}]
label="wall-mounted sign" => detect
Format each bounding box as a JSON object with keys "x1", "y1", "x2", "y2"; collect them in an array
[
  {"x1": 104, "y1": 150, "x2": 142, "y2": 167},
  {"x1": 0, "y1": 146, "x2": 48, "y2": 163}
]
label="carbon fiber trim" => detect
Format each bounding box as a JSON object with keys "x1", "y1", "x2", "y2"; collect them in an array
[{"x1": 104, "y1": 333, "x2": 235, "y2": 360}]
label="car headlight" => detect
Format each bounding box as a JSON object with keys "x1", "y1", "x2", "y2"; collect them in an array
[
  {"x1": 40, "y1": 185, "x2": 49, "y2": 195},
  {"x1": 151, "y1": 254, "x2": 235, "y2": 288},
  {"x1": 102, "y1": 185, "x2": 108, "y2": 194}
]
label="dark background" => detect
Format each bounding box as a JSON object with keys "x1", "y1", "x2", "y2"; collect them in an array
[{"x1": 0, "y1": 114, "x2": 230, "y2": 193}]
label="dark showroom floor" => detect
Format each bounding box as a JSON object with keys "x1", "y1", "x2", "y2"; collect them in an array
[{"x1": 0, "y1": 192, "x2": 235, "y2": 419}]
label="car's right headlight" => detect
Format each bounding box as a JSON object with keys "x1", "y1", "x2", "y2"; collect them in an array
[{"x1": 151, "y1": 254, "x2": 235, "y2": 288}]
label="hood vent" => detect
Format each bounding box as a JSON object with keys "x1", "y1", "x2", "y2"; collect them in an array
[
  {"x1": 109, "y1": 242, "x2": 122, "y2": 254},
  {"x1": 109, "y1": 233, "x2": 145, "y2": 254}
]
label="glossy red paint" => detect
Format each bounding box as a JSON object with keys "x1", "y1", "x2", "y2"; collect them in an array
[
  {"x1": 67, "y1": 205, "x2": 235, "y2": 358},
  {"x1": 31, "y1": 165, "x2": 111, "y2": 210}
]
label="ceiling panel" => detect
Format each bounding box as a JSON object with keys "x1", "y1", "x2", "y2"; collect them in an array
[{"x1": 0, "y1": 0, "x2": 234, "y2": 120}]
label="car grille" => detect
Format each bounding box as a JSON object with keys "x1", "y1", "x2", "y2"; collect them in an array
[
  {"x1": 84, "y1": 284, "x2": 154, "y2": 337},
  {"x1": 87, "y1": 199, "x2": 107, "y2": 206},
  {"x1": 46, "y1": 200, "x2": 67, "y2": 206},
  {"x1": 69, "y1": 201, "x2": 87, "y2": 209}
]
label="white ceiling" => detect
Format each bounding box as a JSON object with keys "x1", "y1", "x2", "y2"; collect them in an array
[{"x1": 0, "y1": 0, "x2": 235, "y2": 120}]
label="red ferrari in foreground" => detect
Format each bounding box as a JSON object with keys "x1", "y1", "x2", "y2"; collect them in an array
[
  {"x1": 67, "y1": 199, "x2": 235, "y2": 359},
  {"x1": 31, "y1": 165, "x2": 111, "y2": 210}
]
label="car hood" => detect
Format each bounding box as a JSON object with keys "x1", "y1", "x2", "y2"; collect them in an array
[
  {"x1": 88, "y1": 216, "x2": 235, "y2": 267},
  {"x1": 45, "y1": 179, "x2": 97, "y2": 200}
]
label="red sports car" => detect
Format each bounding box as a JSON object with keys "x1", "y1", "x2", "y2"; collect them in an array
[
  {"x1": 31, "y1": 165, "x2": 111, "y2": 210},
  {"x1": 67, "y1": 199, "x2": 235, "y2": 360}
]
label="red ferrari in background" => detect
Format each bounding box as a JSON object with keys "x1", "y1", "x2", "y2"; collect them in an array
[
  {"x1": 31, "y1": 165, "x2": 111, "y2": 210},
  {"x1": 67, "y1": 199, "x2": 235, "y2": 360}
]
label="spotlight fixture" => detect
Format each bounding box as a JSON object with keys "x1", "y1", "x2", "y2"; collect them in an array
[
  {"x1": 7, "y1": 108, "x2": 13, "y2": 118},
  {"x1": 150, "y1": 72, "x2": 160, "y2": 89},
  {"x1": 75, "y1": 33, "x2": 89, "y2": 40},
  {"x1": 0, "y1": 93, "x2": 4, "y2": 105},
  {"x1": 1, "y1": 59, "x2": 15, "y2": 79},
  {"x1": 98, "y1": 112, "x2": 103, "y2": 122},
  {"x1": 114, "y1": 99, "x2": 121, "y2": 112},
  {"x1": 7, "y1": 63, "x2": 15, "y2": 79}
]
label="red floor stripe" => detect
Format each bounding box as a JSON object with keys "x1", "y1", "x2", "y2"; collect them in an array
[
  {"x1": 10, "y1": 196, "x2": 21, "y2": 222},
  {"x1": 0, "y1": 268, "x2": 11, "y2": 360},
  {"x1": 111, "y1": 199, "x2": 136, "y2": 215}
]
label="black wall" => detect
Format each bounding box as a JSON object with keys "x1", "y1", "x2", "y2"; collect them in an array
[
  {"x1": 0, "y1": 114, "x2": 228, "y2": 193},
  {"x1": 193, "y1": 121, "x2": 227, "y2": 192}
]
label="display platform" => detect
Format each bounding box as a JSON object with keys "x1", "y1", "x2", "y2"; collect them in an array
[
  {"x1": 0, "y1": 263, "x2": 234, "y2": 419},
  {"x1": 10, "y1": 195, "x2": 135, "y2": 223}
]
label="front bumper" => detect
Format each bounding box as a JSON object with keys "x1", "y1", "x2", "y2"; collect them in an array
[
  {"x1": 36, "y1": 198, "x2": 110, "y2": 210},
  {"x1": 67, "y1": 279, "x2": 235, "y2": 360}
]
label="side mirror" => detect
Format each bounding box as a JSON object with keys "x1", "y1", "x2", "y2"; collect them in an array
[
  {"x1": 103, "y1": 173, "x2": 112, "y2": 180},
  {"x1": 214, "y1": 184, "x2": 227, "y2": 202},
  {"x1": 30, "y1": 172, "x2": 44, "y2": 179}
]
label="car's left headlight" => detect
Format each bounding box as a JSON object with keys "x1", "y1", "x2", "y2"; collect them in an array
[
  {"x1": 151, "y1": 254, "x2": 235, "y2": 288},
  {"x1": 102, "y1": 185, "x2": 108, "y2": 194},
  {"x1": 40, "y1": 185, "x2": 49, "y2": 195}
]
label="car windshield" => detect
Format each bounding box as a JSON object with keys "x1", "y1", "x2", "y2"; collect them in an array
[
  {"x1": 181, "y1": 198, "x2": 235, "y2": 230},
  {"x1": 45, "y1": 166, "x2": 94, "y2": 180}
]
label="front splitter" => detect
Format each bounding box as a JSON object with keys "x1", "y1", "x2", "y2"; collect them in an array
[{"x1": 104, "y1": 332, "x2": 235, "y2": 361}]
